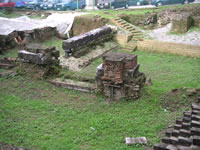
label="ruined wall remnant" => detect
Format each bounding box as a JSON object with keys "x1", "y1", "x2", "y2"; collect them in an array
[
  {"x1": 71, "y1": 15, "x2": 108, "y2": 36},
  {"x1": 18, "y1": 44, "x2": 59, "y2": 65},
  {"x1": 154, "y1": 103, "x2": 200, "y2": 150},
  {"x1": 62, "y1": 26, "x2": 113, "y2": 58},
  {"x1": 17, "y1": 44, "x2": 60, "y2": 78},
  {"x1": 96, "y1": 52, "x2": 146, "y2": 101},
  {"x1": 170, "y1": 13, "x2": 193, "y2": 33},
  {"x1": 0, "y1": 27, "x2": 56, "y2": 54}
]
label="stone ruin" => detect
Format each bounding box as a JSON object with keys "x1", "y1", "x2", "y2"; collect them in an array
[
  {"x1": 62, "y1": 26, "x2": 113, "y2": 58},
  {"x1": 96, "y1": 52, "x2": 146, "y2": 101},
  {"x1": 154, "y1": 103, "x2": 200, "y2": 150},
  {"x1": 171, "y1": 13, "x2": 193, "y2": 33},
  {"x1": 0, "y1": 27, "x2": 56, "y2": 54},
  {"x1": 18, "y1": 44, "x2": 59, "y2": 65}
]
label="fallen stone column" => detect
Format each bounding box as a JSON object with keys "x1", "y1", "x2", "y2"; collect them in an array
[{"x1": 62, "y1": 26, "x2": 112, "y2": 58}]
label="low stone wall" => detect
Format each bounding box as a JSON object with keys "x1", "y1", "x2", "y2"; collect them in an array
[
  {"x1": 62, "y1": 26, "x2": 112, "y2": 58},
  {"x1": 0, "y1": 27, "x2": 56, "y2": 54},
  {"x1": 137, "y1": 40, "x2": 200, "y2": 58}
]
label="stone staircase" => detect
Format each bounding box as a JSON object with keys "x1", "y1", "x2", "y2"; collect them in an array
[
  {"x1": 154, "y1": 103, "x2": 200, "y2": 150},
  {"x1": 112, "y1": 17, "x2": 144, "y2": 51}
]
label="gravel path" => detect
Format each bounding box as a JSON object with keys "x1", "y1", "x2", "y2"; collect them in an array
[{"x1": 148, "y1": 23, "x2": 200, "y2": 46}]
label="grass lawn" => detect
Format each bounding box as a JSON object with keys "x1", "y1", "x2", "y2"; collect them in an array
[{"x1": 0, "y1": 48, "x2": 200, "y2": 149}]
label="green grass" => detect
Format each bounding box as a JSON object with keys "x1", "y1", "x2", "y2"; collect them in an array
[{"x1": 0, "y1": 49, "x2": 200, "y2": 149}]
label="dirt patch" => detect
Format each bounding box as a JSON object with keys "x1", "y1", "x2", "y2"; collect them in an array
[
  {"x1": 160, "y1": 88, "x2": 200, "y2": 112},
  {"x1": 71, "y1": 15, "x2": 108, "y2": 36},
  {"x1": 0, "y1": 142, "x2": 29, "y2": 150}
]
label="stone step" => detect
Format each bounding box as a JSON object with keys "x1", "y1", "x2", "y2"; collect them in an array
[
  {"x1": 193, "y1": 135, "x2": 200, "y2": 146},
  {"x1": 162, "y1": 137, "x2": 170, "y2": 144},
  {"x1": 172, "y1": 130, "x2": 180, "y2": 137},
  {"x1": 174, "y1": 124, "x2": 182, "y2": 130},
  {"x1": 191, "y1": 120, "x2": 200, "y2": 128},
  {"x1": 154, "y1": 143, "x2": 168, "y2": 150},
  {"x1": 192, "y1": 110, "x2": 200, "y2": 116},
  {"x1": 191, "y1": 127, "x2": 200, "y2": 136},
  {"x1": 192, "y1": 115, "x2": 200, "y2": 122},
  {"x1": 169, "y1": 136, "x2": 178, "y2": 144},
  {"x1": 165, "y1": 129, "x2": 173, "y2": 137},
  {"x1": 178, "y1": 136, "x2": 192, "y2": 146},
  {"x1": 184, "y1": 111, "x2": 192, "y2": 118},
  {"x1": 183, "y1": 117, "x2": 191, "y2": 123},
  {"x1": 182, "y1": 122, "x2": 191, "y2": 130},
  {"x1": 48, "y1": 78, "x2": 96, "y2": 93},
  {"x1": 179, "y1": 129, "x2": 191, "y2": 137},
  {"x1": 192, "y1": 103, "x2": 200, "y2": 111},
  {"x1": 176, "y1": 118, "x2": 183, "y2": 125}
]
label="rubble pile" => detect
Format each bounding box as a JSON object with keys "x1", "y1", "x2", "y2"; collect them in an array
[
  {"x1": 18, "y1": 44, "x2": 59, "y2": 65},
  {"x1": 62, "y1": 26, "x2": 112, "y2": 58},
  {"x1": 154, "y1": 103, "x2": 200, "y2": 150},
  {"x1": 96, "y1": 52, "x2": 146, "y2": 101}
]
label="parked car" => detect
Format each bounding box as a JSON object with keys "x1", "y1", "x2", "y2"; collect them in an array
[
  {"x1": 97, "y1": 0, "x2": 129, "y2": 9},
  {"x1": 15, "y1": 0, "x2": 27, "y2": 8},
  {"x1": 24, "y1": 0, "x2": 43, "y2": 10},
  {"x1": 151, "y1": 0, "x2": 194, "y2": 6},
  {"x1": 40, "y1": 0, "x2": 60, "y2": 10},
  {"x1": 54, "y1": 0, "x2": 85, "y2": 10},
  {"x1": 129, "y1": 0, "x2": 149, "y2": 6},
  {"x1": 0, "y1": 0, "x2": 16, "y2": 8}
]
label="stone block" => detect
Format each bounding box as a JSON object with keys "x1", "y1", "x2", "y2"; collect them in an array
[
  {"x1": 18, "y1": 50, "x2": 51, "y2": 65},
  {"x1": 191, "y1": 127, "x2": 200, "y2": 136},
  {"x1": 162, "y1": 137, "x2": 170, "y2": 144},
  {"x1": 192, "y1": 110, "x2": 200, "y2": 116},
  {"x1": 183, "y1": 117, "x2": 191, "y2": 123},
  {"x1": 192, "y1": 115, "x2": 200, "y2": 122},
  {"x1": 154, "y1": 143, "x2": 168, "y2": 150},
  {"x1": 62, "y1": 26, "x2": 112, "y2": 57},
  {"x1": 172, "y1": 130, "x2": 179, "y2": 137},
  {"x1": 193, "y1": 136, "x2": 200, "y2": 146},
  {"x1": 169, "y1": 136, "x2": 178, "y2": 144},
  {"x1": 170, "y1": 13, "x2": 193, "y2": 33},
  {"x1": 192, "y1": 103, "x2": 200, "y2": 111},
  {"x1": 179, "y1": 129, "x2": 191, "y2": 137},
  {"x1": 174, "y1": 124, "x2": 181, "y2": 130},
  {"x1": 125, "y1": 137, "x2": 147, "y2": 145},
  {"x1": 191, "y1": 120, "x2": 200, "y2": 128},
  {"x1": 182, "y1": 122, "x2": 191, "y2": 130},
  {"x1": 184, "y1": 111, "x2": 192, "y2": 118},
  {"x1": 178, "y1": 136, "x2": 192, "y2": 146}
]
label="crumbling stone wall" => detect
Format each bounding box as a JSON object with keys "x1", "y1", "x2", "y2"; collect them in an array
[
  {"x1": 119, "y1": 5, "x2": 200, "y2": 30},
  {"x1": 0, "y1": 27, "x2": 56, "y2": 54},
  {"x1": 96, "y1": 52, "x2": 146, "y2": 101},
  {"x1": 71, "y1": 15, "x2": 108, "y2": 36}
]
